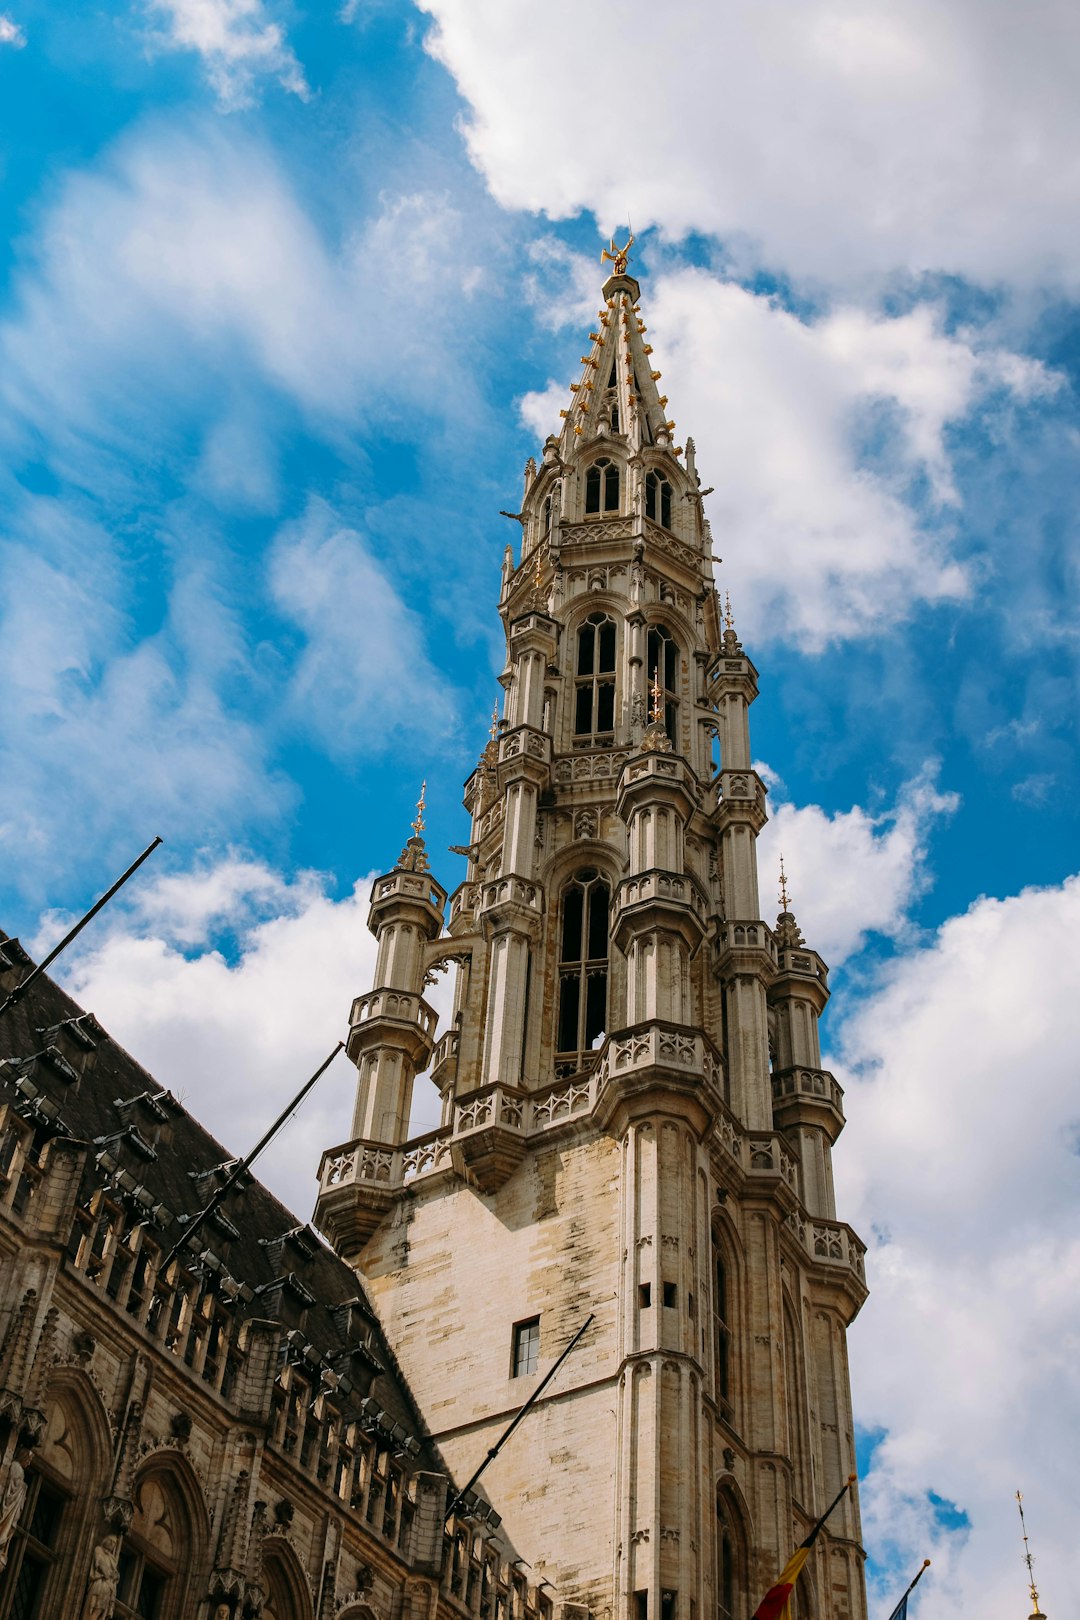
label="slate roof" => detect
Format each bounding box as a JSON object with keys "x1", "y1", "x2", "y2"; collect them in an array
[{"x1": 0, "y1": 927, "x2": 438, "y2": 1461}]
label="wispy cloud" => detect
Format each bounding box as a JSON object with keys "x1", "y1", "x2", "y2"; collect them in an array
[
  {"x1": 0, "y1": 13, "x2": 25, "y2": 47},
  {"x1": 268, "y1": 499, "x2": 459, "y2": 761},
  {"x1": 147, "y1": 0, "x2": 309, "y2": 109}
]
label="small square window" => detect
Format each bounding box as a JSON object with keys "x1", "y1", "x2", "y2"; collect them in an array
[
  {"x1": 512, "y1": 1318, "x2": 540, "y2": 1378},
  {"x1": 638, "y1": 1283, "x2": 652, "y2": 1309},
  {"x1": 663, "y1": 1282, "x2": 677, "y2": 1309}
]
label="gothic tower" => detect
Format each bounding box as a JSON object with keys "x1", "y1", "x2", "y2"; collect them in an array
[{"x1": 315, "y1": 253, "x2": 869, "y2": 1620}]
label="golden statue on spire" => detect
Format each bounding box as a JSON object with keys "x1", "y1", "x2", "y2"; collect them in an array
[
  {"x1": 411, "y1": 780, "x2": 427, "y2": 840},
  {"x1": 779, "y1": 853, "x2": 791, "y2": 913},
  {"x1": 601, "y1": 234, "x2": 634, "y2": 276}
]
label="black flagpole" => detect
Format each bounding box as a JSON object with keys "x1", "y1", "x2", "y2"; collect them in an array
[
  {"x1": 445, "y1": 1312, "x2": 595, "y2": 1522},
  {"x1": 885, "y1": 1559, "x2": 931, "y2": 1620},
  {"x1": 0, "y1": 836, "x2": 163, "y2": 1021},
  {"x1": 155, "y1": 1039, "x2": 344, "y2": 1275},
  {"x1": 801, "y1": 1473, "x2": 859, "y2": 1548}
]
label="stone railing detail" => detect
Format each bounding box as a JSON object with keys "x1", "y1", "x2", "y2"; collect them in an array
[
  {"x1": 642, "y1": 518, "x2": 700, "y2": 570},
  {"x1": 616, "y1": 870, "x2": 707, "y2": 920},
  {"x1": 480, "y1": 876, "x2": 542, "y2": 913},
  {"x1": 454, "y1": 1084, "x2": 526, "y2": 1135},
  {"x1": 558, "y1": 517, "x2": 636, "y2": 548},
  {"x1": 553, "y1": 749, "x2": 630, "y2": 786},
  {"x1": 716, "y1": 920, "x2": 779, "y2": 967},
  {"x1": 746, "y1": 1135, "x2": 799, "y2": 1192},
  {"x1": 771, "y1": 1066, "x2": 844, "y2": 1112},
  {"x1": 349, "y1": 990, "x2": 437, "y2": 1040},
  {"x1": 784, "y1": 1212, "x2": 867, "y2": 1283}
]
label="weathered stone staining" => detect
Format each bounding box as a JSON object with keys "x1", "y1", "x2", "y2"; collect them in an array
[{"x1": 317, "y1": 264, "x2": 868, "y2": 1620}]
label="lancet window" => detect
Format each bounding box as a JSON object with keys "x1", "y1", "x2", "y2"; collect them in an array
[
  {"x1": 645, "y1": 470, "x2": 672, "y2": 528},
  {"x1": 574, "y1": 614, "x2": 617, "y2": 744},
  {"x1": 712, "y1": 1242, "x2": 733, "y2": 1421},
  {"x1": 584, "y1": 457, "x2": 619, "y2": 514},
  {"x1": 715, "y1": 1491, "x2": 746, "y2": 1620},
  {"x1": 556, "y1": 870, "x2": 610, "y2": 1057},
  {"x1": 646, "y1": 624, "x2": 679, "y2": 743}
]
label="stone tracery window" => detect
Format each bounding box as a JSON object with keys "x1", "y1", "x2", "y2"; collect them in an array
[
  {"x1": 556, "y1": 870, "x2": 610, "y2": 1057},
  {"x1": 645, "y1": 470, "x2": 672, "y2": 528},
  {"x1": 0, "y1": 1458, "x2": 67, "y2": 1620},
  {"x1": 585, "y1": 457, "x2": 620, "y2": 515},
  {"x1": 646, "y1": 624, "x2": 679, "y2": 744},
  {"x1": 115, "y1": 1471, "x2": 191, "y2": 1620},
  {"x1": 574, "y1": 614, "x2": 617, "y2": 744}
]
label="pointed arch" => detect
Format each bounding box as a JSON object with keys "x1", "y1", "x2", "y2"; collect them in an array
[
  {"x1": 781, "y1": 1286, "x2": 809, "y2": 1508},
  {"x1": 556, "y1": 868, "x2": 610, "y2": 1058},
  {"x1": 262, "y1": 1536, "x2": 315, "y2": 1620},
  {"x1": 0, "y1": 1373, "x2": 112, "y2": 1620},
  {"x1": 584, "y1": 456, "x2": 620, "y2": 515},
  {"x1": 715, "y1": 1482, "x2": 751, "y2": 1620},
  {"x1": 114, "y1": 1455, "x2": 209, "y2": 1619},
  {"x1": 709, "y1": 1208, "x2": 745, "y2": 1430}
]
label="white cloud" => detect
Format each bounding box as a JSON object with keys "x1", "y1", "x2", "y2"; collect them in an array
[
  {"x1": 268, "y1": 499, "x2": 459, "y2": 760},
  {"x1": 148, "y1": 0, "x2": 309, "y2": 109},
  {"x1": 833, "y1": 875, "x2": 1080, "y2": 1613},
  {"x1": 523, "y1": 269, "x2": 1055, "y2": 644},
  {"x1": 0, "y1": 13, "x2": 25, "y2": 47},
  {"x1": 57, "y1": 857, "x2": 450, "y2": 1218},
  {"x1": 651, "y1": 271, "x2": 1054, "y2": 643},
  {"x1": 419, "y1": 0, "x2": 1080, "y2": 290},
  {"x1": 756, "y1": 766, "x2": 958, "y2": 965}
]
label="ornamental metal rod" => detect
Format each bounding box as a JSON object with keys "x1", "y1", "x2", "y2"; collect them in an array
[
  {"x1": 155, "y1": 1039, "x2": 344, "y2": 1276},
  {"x1": 0, "y1": 836, "x2": 163, "y2": 1022},
  {"x1": 444, "y1": 1312, "x2": 595, "y2": 1523}
]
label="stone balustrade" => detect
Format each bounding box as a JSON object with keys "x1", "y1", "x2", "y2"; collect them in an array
[
  {"x1": 771, "y1": 1065, "x2": 845, "y2": 1112},
  {"x1": 349, "y1": 990, "x2": 438, "y2": 1041}
]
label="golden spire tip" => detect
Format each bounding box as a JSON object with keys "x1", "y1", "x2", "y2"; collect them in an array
[{"x1": 411, "y1": 780, "x2": 427, "y2": 841}]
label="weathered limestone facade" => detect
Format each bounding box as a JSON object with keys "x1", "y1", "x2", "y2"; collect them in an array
[{"x1": 315, "y1": 267, "x2": 869, "y2": 1620}]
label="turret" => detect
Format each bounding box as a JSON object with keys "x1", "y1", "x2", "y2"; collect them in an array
[{"x1": 768, "y1": 860, "x2": 845, "y2": 1219}]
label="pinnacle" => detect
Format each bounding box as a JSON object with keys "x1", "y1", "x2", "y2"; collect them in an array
[{"x1": 554, "y1": 237, "x2": 683, "y2": 461}]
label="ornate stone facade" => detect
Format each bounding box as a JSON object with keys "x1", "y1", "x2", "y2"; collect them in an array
[
  {"x1": 0, "y1": 936, "x2": 550, "y2": 1620},
  {"x1": 315, "y1": 269, "x2": 868, "y2": 1620}
]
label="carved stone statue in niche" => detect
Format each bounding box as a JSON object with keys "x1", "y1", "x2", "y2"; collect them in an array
[
  {"x1": 0, "y1": 1446, "x2": 32, "y2": 1571},
  {"x1": 82, "y1": 1534, "x2": 121, "y2": 1620}
]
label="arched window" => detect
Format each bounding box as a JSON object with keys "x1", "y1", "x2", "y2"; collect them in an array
[
  {"x1": 115, "y1": 1469, "x2": 198, "y2": 1620},
  {"x1": 585, "y1": 457, "x2": 620, "y2": 514},
  {"x1": 647, "y1": 624, "x2": 679, "y2": 743},
  {"x1": 575, "y1": 614, "x2": 617, "y2": 743},
  {"x1": 716, "y1": 1490, "x2": 746, "y2": 1620},
  {"x1": 712, "y1": 1239, "x2": 733, "y2": 1421},
  {"x1": 263, "y1": 1543, "x2": 315, "y2": 1620},
  {"x1": 557, "y1": 870, "x2": 609, "y2": 1056},
  {"x1": 645, "y1": 470, "x2": 672, "y2": 528},
  {"x1": 783, "y1": 1297, "x2": 808, "y2": 1506},
  {"x1": 542, "y1": 496, "x2": 552, "y2": 535},
  {"x1": 0, "y1": 1381, "x2": 110, "y2": 1620},
  {"x1": 0, "y1": 1445, "x2": 68, "y2": 1620}
]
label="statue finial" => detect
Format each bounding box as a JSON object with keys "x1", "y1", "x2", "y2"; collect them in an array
[
  {"x1": 411, "y1": 780, "x2": 427, "y2": 841},
  {"x1": 649, "y1": 673, "x2": 664, "y2": 727},
  {"x1": 779, "y1": 853, "x2": 791, "y2": 914},
  {"x1": 600, "y1": 233, "x2": 634, "y2": 277},
  {"x1": 489, "y1": 702, "x2": 500, "y2": 743},
  {"x1": 723, "y1": 591, "x2": 735, "y2": 633},
  {"x1": 1017, "y1": 1492, "x2": 1046, "y2": 1619}
]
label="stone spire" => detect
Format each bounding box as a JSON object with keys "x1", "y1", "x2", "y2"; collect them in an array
[{"x1": 396, "y1": 780, "x2": 430, "y2": 873}]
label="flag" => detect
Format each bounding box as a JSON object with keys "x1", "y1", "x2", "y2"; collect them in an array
[
  {"x1": 751, "y1": 1545, "x2": 811, "y2": 1620},
  {"x1": 751, "y1": 1475, "x2": 857, "y2": 1620}
]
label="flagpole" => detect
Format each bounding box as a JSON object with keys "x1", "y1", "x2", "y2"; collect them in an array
[
  {"x1": 801, "y1": 1473, "x2": 859, "y2": 1547},
  {"x1": 885, "y1": 1559, "x2": 931, "y2": 1620}
]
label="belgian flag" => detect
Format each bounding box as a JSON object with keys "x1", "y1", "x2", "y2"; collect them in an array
[{"x1": 751, "y1": 1476, "x2": 857, "y2": 1620}]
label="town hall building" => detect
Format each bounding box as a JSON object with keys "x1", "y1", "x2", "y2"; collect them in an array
[{"x1": 0, "y1": 249, "x2": 868, "y2": 1620}]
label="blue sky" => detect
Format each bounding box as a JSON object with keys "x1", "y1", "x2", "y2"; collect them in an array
[{"x1": 2, "y1": 3, "x2": 1078, "y2": 1615}]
